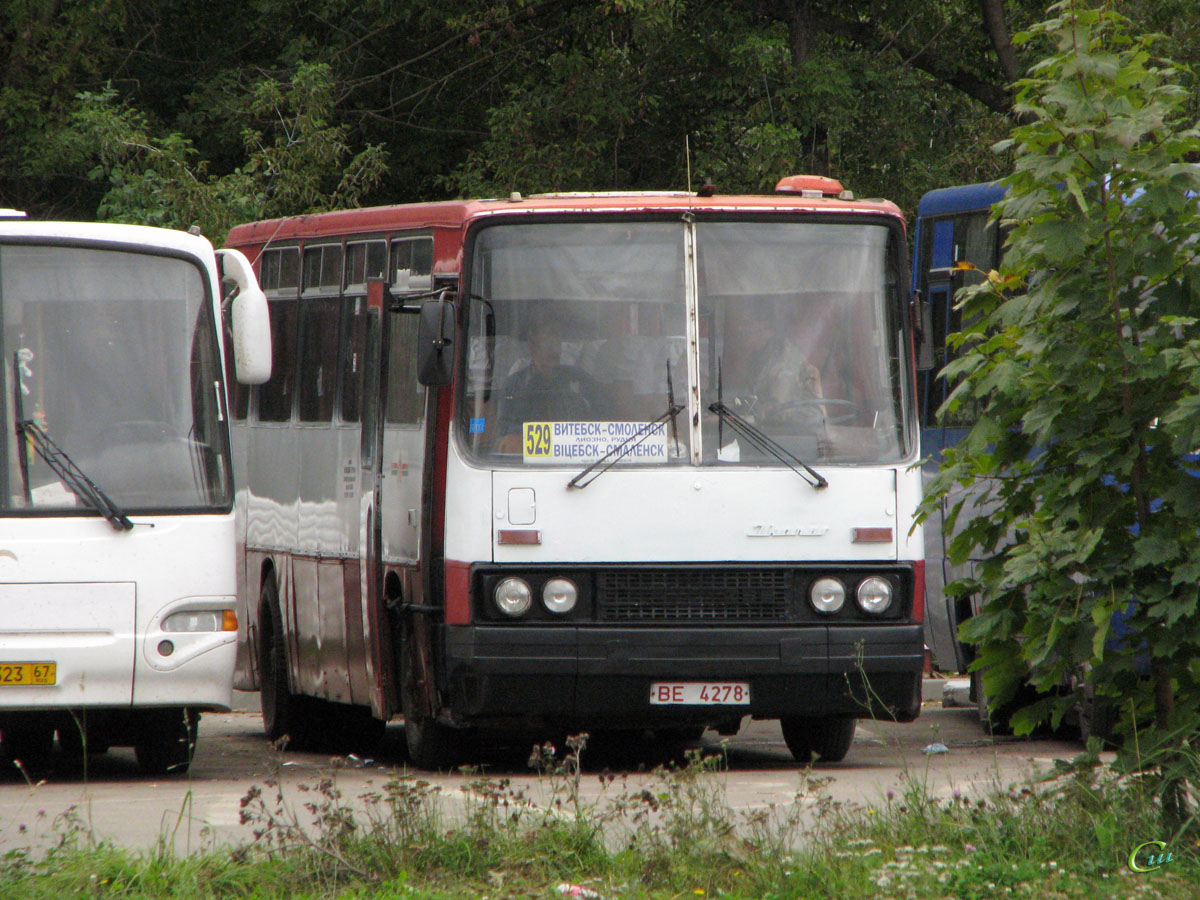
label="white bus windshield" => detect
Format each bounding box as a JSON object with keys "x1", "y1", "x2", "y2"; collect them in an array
[
  {"x1": 0, "y1": 244, "x2": 231, "y2": 513},
  {"x1": 461, "y1": 219, "x2": 913, "y2": 467}
]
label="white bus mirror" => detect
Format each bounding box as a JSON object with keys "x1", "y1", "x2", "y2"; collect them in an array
[{"x1": 217, "y1": 248, "x2": 273, "y2": 385}]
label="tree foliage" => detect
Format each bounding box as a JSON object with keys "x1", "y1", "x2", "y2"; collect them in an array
[
  {"x1": 922, "y1": 1, "x2": 1200, "y2": 810},
  {"x1": 0, "y1": 0, "x2": 1086, "y2": 231}
]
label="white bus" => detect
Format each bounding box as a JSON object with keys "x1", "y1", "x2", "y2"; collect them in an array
[
  {"x1": 0, "y1": 216, "x2": 270, "y2": 774},
  {"x1": 225, "y1": 176, "x2": 927, "y2": 768}
]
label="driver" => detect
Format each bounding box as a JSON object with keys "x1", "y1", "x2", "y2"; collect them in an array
[
  {"x1": 495, "y1": 315, "x2": 604, "y2": 453},
  {"x1": 725, "y1": 308, "x2": 823, "y2": 426}
]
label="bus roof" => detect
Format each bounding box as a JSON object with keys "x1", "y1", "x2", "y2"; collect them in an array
[
  {"x1": 0, "y1": 219, "x2": 215, "y2": 257},
  {"x1": 915, "y1": 182, "x2": 1007, "y2": 219},
  {"x1": 225, "y1": 189, "x2": 905, "y2": 248}
]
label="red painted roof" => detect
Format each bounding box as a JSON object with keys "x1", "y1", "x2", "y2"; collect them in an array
[{"x1": 225, "y1": 190, "x2": 904, "y2": 248}]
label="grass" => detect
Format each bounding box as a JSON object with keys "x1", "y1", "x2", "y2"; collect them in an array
[{"x1": 1, "y1": 737, "x2": 1198, "y2": 900}]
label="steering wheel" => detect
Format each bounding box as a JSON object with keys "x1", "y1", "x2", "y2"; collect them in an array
[{"x1": 774, "y1": 398, "x2": 861, "y2": 426}]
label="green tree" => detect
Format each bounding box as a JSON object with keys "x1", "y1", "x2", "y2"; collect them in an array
[
  {"x1": 923, "y1": 1, "x2": 1200, "y2": 823},
  {"x1": 439, "y1": 0, "x2": 1016, "y2": 210},
  {"x1": 32, "y1": 63, "x2": 387, "y2": 243},
  {"x1": 5, "y1": 1, "x2": 1199, "y2": 229}
]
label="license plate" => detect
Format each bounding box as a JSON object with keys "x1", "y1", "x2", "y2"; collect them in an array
[
  {"x1": 0, "y1": 663, "x2": 56, "y2": 686},
  {"x1": 650, "y1": 682, "x2": 750, "y2": 705}
]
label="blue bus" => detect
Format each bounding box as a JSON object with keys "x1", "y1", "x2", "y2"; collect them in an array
[
  {"x1": 911, "y1": 181, "x2": 1006, "y2": 686},
  {"x1": 912, "y1": 181, "x2": 1162, "y2": 742}
]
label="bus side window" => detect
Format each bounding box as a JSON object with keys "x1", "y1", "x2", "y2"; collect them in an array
[
  {"x1": 385, "y1": 312, "x2": 424, "y2": 425},
  {"x1": 339, "y1": 296, "x2": 367, "y2": 423},
  {"x1": 384, "y1": 233, "x2": 433, "y2": 426},
  {"x1": 297, "y1": 297, "x2": 340, "y2": 422},
  {"x1": 258, "y1": 298, "x2": 299, "y2": 422},
  {"x1": 253, "y1": 247, "x2": 301, "y2": 422}
]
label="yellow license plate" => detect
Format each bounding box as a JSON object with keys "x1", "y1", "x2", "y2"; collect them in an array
[{"x1": 0, "y1": 663, "x2": 56, "y2": 686}]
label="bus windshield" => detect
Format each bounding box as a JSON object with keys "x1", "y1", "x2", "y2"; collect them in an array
[
  {"x1": 460, "y1": 218, "x2": 912, "y2": 467},
  {"x1": 0, "y1": 244, "x2": 231, "y2": 513}
]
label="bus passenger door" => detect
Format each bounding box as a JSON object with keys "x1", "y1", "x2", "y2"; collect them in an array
[
  {"x1": 377, "y1": 310, "x2": 428, "y2": 719},
  {"x1": 356, "y1": 298, "x2": 388, "y2": 717}
]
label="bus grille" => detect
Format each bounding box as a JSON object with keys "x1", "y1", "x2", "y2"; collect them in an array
[{"x1": 595, "y1": 569, "x2": 792, "y2": 623}]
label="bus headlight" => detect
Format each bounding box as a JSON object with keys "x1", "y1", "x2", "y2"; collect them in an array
[
  {"x1": 494, "y1": 578, "x2": 533, "y2": 617},
  {"x1": 856, "y1": 576, "x2": 893, "y2": 614},
  {"x1": 809, "y1": 577, "x2": 845, "y2": 614},
  {"x1": 162, "y1": 609, "x2": 238, "y2": 632},
  {"x1": 542, "y1": 577, "x2": 578, "y2": 614}
]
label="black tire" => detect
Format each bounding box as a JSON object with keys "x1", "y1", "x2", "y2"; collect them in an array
[
  {"x1": 1, "y1": 716, "x2": 54, "y2": 770},
  {"x1": 780, "y1": 716, "x2": 856, "y2": 764},
  {"x1": 404, "y1": 716, "x2": 461, "y2": 770},
  {"x1": 134, "y1": 708, "x2": 199, "y2": 775},
  {"x1": 259, "y1": 577, "x2": 313, "y2": 747}
]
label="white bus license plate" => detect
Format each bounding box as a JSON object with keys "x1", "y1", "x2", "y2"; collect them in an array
[{"x1": 650, "y1": 682, "x2": 749, "y2": 705}]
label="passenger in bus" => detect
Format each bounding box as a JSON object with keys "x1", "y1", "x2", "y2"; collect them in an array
[
  {"x1": 495, "y1": 316, "x2": 605, "y2": 453},
  {"x1": 724, "y1": 307, "x2": 823, "y2": 428}
]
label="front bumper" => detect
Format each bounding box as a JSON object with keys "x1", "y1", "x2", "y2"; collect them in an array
[{"x1": 441, "y1": 623, "x2": 923, "y2": 729}]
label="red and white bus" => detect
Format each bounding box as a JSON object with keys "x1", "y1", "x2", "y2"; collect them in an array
[{"x1": 224, "y1": 176, "x2": 926, "y2": 768}]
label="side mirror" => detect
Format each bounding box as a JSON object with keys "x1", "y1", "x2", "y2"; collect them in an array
[
  {"x1": 217, "y1": 248, "x2": 272, "y2": 385},
  {"x1": 912, "y1": 290, "x2": 934, "y2": 372},
  {"x1": 416, "y1": 294, "x2": 457, "y2": 386}
]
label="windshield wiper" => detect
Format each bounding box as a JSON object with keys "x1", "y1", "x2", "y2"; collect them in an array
[
  {"x1": 16, "y1": 420, "x2": 134, "y2": 530},
  {"x1": 13, "y1": 354, "x2": 133, "y2": 530},
  {"x1": 709, "y1": 360, "x2": 827, "y2": 489},
  {"x1": 568, "y1": 361, "x2": 684, "y2": 490}
]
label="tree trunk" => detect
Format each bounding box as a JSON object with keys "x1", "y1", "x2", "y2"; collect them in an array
[
  {"x1": 786, "y1": 0, "x2": 812, "y2": 66},
  {"x1": 978, "y1": 0, "x2": 1023, "y2": 86}
]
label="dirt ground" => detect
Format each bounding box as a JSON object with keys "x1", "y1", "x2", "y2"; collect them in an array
[{"x1": 0, "y1": 682, "x2": 1090, "y2": 855}]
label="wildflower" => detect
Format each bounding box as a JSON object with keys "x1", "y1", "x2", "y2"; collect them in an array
[{"x1": 964, "y1": 843, "x2": 977, "y2": 853}]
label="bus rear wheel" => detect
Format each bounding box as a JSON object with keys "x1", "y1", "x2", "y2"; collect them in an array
[{"x1": 780, "y1": 716, "x2": 856, "y2": 764}]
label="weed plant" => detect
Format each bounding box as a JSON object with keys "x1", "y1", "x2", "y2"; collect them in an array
[{"x1": 1, "y1": 737, "x2": 1197, "y2": 899}]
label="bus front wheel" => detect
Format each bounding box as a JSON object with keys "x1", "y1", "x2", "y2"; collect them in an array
[
  {"x1": 0, "y1": 715, "x2": 54, "y2": 769},
  {"x1": 259, "y1": 578, "x2": 312, "y2": 748},
  {"x1": 134, "y1": 708, "x2": 199, "y2": 775},
  {"x1": 780, "y1": 716, "x2": 856, "y2": 764},
  {"x1": 403, "y1": 716, "x2": 460, "y2": 771}
]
